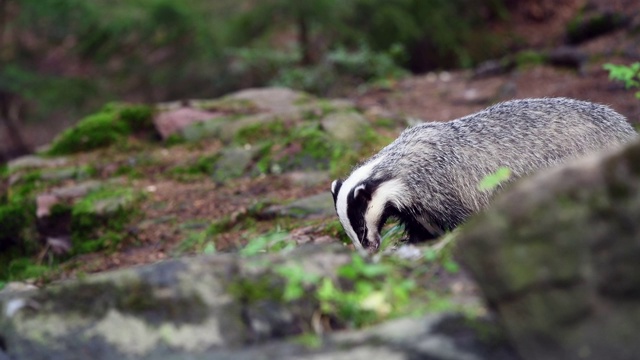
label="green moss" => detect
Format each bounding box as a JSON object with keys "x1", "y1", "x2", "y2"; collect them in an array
[
  {"x1": 47, "y1": 102, "x2": 155, "y2": 155},
  {"x1": 246, "y1": 116, "x2": 389, "y2": 177},
  {"x1": 293, "y1": 334, "x2": 323, "y2": 348},
  {"x1": 114, "y1": 165, "x2": 145, "y2": 179},
  {"x1": 48, "y1": 112, "x2": 130, "y2": 155},
  {"x1": 8, "y1": 170, "x2": 42, "y2": 201},
  {"x1": 5, "y1": 258, "x2": 51, "y2": 280},
  {"x1": 169, "y1": 154, "x2": 221, "y2": 181},
  {"x1": 227, "y1": 276, "x2": 284, "y2": 304},
  {"x1": 292, "y1": 92, "x2": 316, "y2": 106},
  {"x1": 373, "y1": 117, "x2": 396, "y2": 129},
  {"x1": 38, "y1": 280, "x2": 209, "y2": 325},
  {"x1": 0, "y1": 201, "x2": 30, "y2": 247},
  {"x1": 257, "y1": 124, "x2": 333, "y2": 173},
  {"x1": 515, "y1": 50, "x2": 548, "y2": 69},
  {"x1": 39, "y1": 165, "x2": 97, "y2": 183},
  {"x1": 173, "y1": 230, "x2": 211, "y2": 255},
  {"x1": 71, "y1": 186, "x2": 140, "y2": 254},
  {"x1": 208, "y1": 216, "x2": 234, "y2": 235},
  {"x1": 165, "y1": 133, "x2": 186, "y2": 146},
  {"x1": 195, "y1": 97, "x2": 259, "y2": 114},
  {"x1": 239, "y1": 231, "x2": 295, "y2": 256},
  {"x1": 206, "y1": 201, "x2": 268, "y2": 237},
  {"x1": 234, "y1": 120, "x2": 287, "y2": 145},
  {"x1": 118, "y1": 104, "x2": 154, "y2": 132}
]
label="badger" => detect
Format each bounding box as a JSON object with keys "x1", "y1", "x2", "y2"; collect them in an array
[{"x1": 331, "y1": 97, "x2": 637, "y2": 252}]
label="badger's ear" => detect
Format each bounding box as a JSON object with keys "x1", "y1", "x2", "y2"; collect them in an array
[
  {"x1": 354, "y1": 178, "x2": 387, "y2": 201},
  {"x1": 353, "y1": 182, "x2": 373, "y2": 201},
  {"x1": 330, "y1": 179, "x2": 342, "y2": 204}
]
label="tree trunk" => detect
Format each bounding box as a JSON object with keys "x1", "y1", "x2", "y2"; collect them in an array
[
  {"x1": 0, "y1": 91, "x2": 30, "y2": 159},
  {"x1": 0, "y1": 0, "x2": 30, "y2": 160},
  {"x1": 297, "y1": 13, "x2": 312, "y2": 66}
]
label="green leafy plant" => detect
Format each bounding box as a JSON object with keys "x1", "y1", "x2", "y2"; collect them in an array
[
  {"x1": 240, "y1": 230, "x2": 295, "y2": 256},
  {"x1": 477, "y1": 166, "x2": 511, "y2": 192},
  {"x1": 174, "y1": 230, "x2": 210, "y2": 255},
  {"x1": 379, "y1": 223, "x2": 405, "y2": 250},
  {"x1": 314, "y1": 255, "x2": 417, "y2": 327},
  {"x1": 202, "y1": 242, "x2": 216, "y2": 255},
  {"x1": 0, "y1": 201, "x2": 30, "y2": 245},
  {"x1": 71, "y1": 186, "x2": 140, "y2": 254},
  {"x1": 423, "y1": 231, "x2": 460, "y2": 274},
  {"x1": 275, "y1": 264, "x2": 321, "y2": 301},
  {"x1": 604, "y1": 62, "x2": 640, "y2": 99}
]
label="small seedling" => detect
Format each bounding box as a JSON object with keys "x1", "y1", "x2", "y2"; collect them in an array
[{"x1": 478, "y1": 167, "x2": 511, "y2": 192}]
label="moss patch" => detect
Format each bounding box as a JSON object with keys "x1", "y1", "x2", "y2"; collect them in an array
[
  {"x1": 47, "y1": 103, "x2": 154, "y2": 155},
  {"x1": 226, "y1": 246, "x2": 478, "y2": 333},
  {"x1": 0, "y1": 201, "x2": 31, "y2": 250},
  {"x1": 194, "y1": 97, "x2": 259, "y2": 115},
  {"x1": 118, "y1": 104, "x2": 155, "y2": 132},
  {"x1": 169, "y1": 154, "x2": 221, "y2": 182},
  {"x1": 233, "y1": 120, "x2": 288, "y2": 145},
  {"x1": 515, "y1": 50, "x2": 548, "y2": 69},
  {"x1": 48, "y1": 112, "x2": 130, "y2": 155},
  {"x1": 71, "y1": 186, "x2": 141, "y2": 254}
]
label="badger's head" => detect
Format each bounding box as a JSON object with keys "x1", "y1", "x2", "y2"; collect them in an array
[{"x1": 330, "y1": 162, "x2": 406, "y2": 252}]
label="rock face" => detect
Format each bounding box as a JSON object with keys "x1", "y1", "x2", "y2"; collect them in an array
[
  {"x1": 0, "y1": 246, "x2": 344, "y2": 359},
  {"x1": 0, "y1": 245, "x2": 514, "y2": 360},
  {"x1": 458, "y1": 139, "x2": 640, "y2": 360}
]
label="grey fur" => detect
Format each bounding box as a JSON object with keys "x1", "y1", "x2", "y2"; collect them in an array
[{"x1": 332, "y1": 97, "x2": 638, "y2": 251}]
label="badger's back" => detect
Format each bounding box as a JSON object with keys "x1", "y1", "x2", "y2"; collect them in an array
[{"x1": 366, "y1": 97, "x2": 637, "y2": 231}]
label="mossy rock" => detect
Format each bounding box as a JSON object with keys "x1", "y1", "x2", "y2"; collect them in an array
[
  {"x1": 190, "y1": 97, "x2": 260, "y2": 115},
  {"x1": 7, "y1": 155, "x2": 69, "y2": 174},
  {"x1": 168, "y1": 154, "x2": 221, "y2": 181},
  {"x1": 254, "y1": 124, "x2": 334, "y2": 175},
  {"x1": 179, "y1": 116, "x2": 236, "y2": 143},
  {"x1": 514, "y1": 50, "x2": 548, "y2": 69},
  {"x1": 245, "y1": 116, "x2": 389, "y2": 178},
  {"x1": 0, "y1": 201, "x2": 31, "y2": 251},
  {"x1": 212, "y1": 147, "x2": 257, "y2": 183},
  {"x1": 39, "y1": 165, "x2": 96, "y2": 182},
  {"x1": 118, "y1": 104, "x2": 155, "y2": 132},
  {"x1": 7, "y1": 170, "x2": 44, "y2": 202},
  {"x1": 47, "y1": 112, "x2": 130, "y2": 155},
  {"x1": 233, "y1": 119, "x2": 288, "y2": 145},
  {"x1": 47, "y1": 103, "x2": 154, "y2": 155},
  {"x1": 71, "y1": 186, "x2": 141, "y2": 254}
]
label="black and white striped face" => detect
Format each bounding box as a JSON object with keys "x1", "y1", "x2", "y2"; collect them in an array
[{"x1": 330, "y1": 160, "x2": 405, "y2": 251}]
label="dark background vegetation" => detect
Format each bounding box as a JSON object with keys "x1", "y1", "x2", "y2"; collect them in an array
[
  {"x1": 0, "y1": 0, "x2": 518, "y2": 160},
  {"x1": 0, "y1": 0, "x2": 637, "y2": 161}
]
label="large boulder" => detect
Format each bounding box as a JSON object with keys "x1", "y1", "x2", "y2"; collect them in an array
[
  {"x1": 0, "y1": 244, "x2": 514, "y2": 360},
  {"x1": 458, "y1": 139, "x2": 640, "y2": 360}
]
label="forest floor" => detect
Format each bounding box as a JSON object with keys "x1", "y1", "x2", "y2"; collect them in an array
[
  {"x1": 7, "y1": 0, "x2": 640, "y2": 282},
  {"x1": 66, "y1": 65, "x2": 640, "y2": 280}
]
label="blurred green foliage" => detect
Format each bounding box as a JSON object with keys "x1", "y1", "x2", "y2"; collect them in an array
[
  {"x1": 0, "y1": 0, "x2": 510, "y2": 128},
  {"x1": 604, "y1": 62, "x2": 640, "y2": 99}
]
